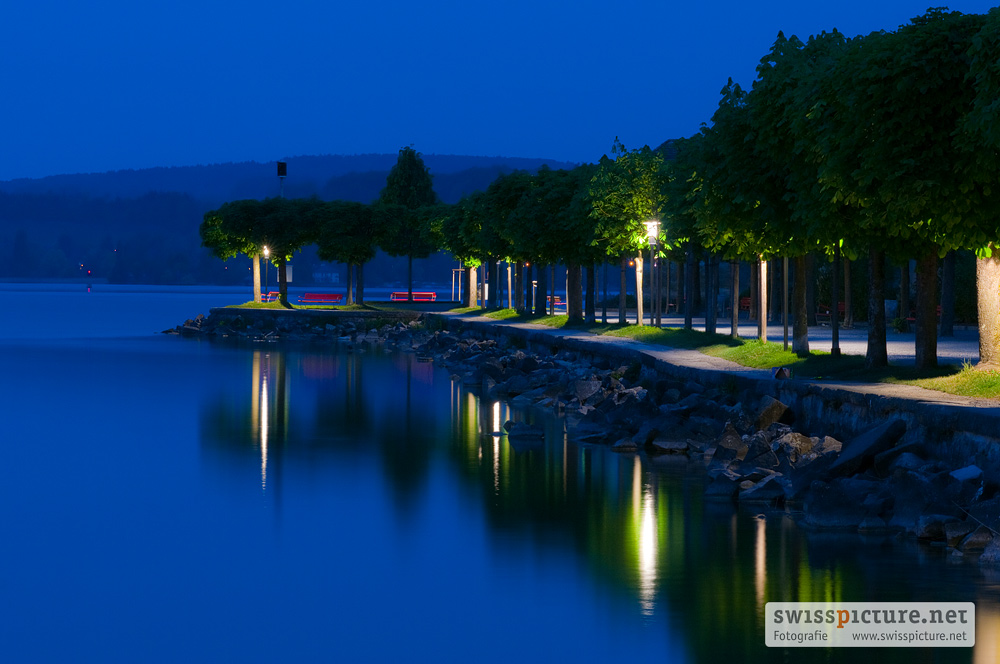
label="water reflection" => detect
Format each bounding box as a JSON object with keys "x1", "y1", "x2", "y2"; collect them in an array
[{"x1": 199, "y1": 345, "x2": 995, "y2": 663}]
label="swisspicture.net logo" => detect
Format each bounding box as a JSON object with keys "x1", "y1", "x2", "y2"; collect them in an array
[{"x1": 765, "y1": 602, "x2": 975, "y2": 648}]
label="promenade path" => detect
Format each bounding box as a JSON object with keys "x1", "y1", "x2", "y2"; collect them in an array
[{"x1": 436, "y1": 311, "x2": 1000, "y2": 420}]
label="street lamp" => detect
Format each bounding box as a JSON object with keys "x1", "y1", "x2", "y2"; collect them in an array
[
  {"x1": 644, "y1": 220, "x2": 661, "y2": 326},
  {"x1": 263, "y1": 246, "x2": 270, "y2": 300}
]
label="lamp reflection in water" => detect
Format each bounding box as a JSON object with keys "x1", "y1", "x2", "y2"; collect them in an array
[
  {"x1": 755, "y1": 516, "x2": 766, "y2": 609},
  {"x1": 250, "y1": 350, "x2": 286, "y2": 492},
  {"x1": 633, "y1": 457, "x2": 658, "y2": 616}
]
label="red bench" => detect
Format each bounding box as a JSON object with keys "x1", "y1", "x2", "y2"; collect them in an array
[
  {"x1": 739, "y1": 297, "x2": 751, "y2": 317},
  {"x1": 816, "y1": 302, "x2": 846, "y2": 324},
  {"x1": 390, "y1": 292, "x2": 437, "y2": 302},
  {"x1": 546, "y1": 295, "x2": 564, "y2": 308},
  {"x1": 261, "y1": 291, "x2": 280, "y2": 302},
  {"x1": 297, "y1": 293, "x2": 343, "y2": 305}
]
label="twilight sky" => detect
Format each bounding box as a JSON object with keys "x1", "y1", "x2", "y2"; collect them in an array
[{"x1": 1, "y1": 0, "x2": 997, "y2": 181}]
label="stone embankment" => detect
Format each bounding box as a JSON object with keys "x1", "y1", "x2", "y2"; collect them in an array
[
  {"x1": 416, "y1": 325, "x2": 1000, "y2": 566},
  {"x1": 164, "y1": 307, "x2": 424, "y2": 343}
]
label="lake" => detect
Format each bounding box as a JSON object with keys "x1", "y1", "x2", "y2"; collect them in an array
[{"x1": 0, "y1": 283, "x2": 995, "y2": 662}]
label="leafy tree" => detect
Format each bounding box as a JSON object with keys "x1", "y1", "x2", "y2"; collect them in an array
[
  {"x1": 313, "y1": 201, "x2": 380, "y2": 304},
  {"x1": 590, "y1": 139, "x2": 668, "y2": 325},
  {"x1": 378, "y1": 147, "x2": 440, "y2": 301},
  {"x1": 200, "y1": 199, "x2": 265, "y2": 302}
]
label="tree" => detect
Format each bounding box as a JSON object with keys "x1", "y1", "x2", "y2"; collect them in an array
[
  {"x1": 590, "y1": 139, "x2": 668, "y2": 325},
  {"x1": 378, "y1": 147, "x2": 440, "y2": 301},
  {"x1": 313, "y1": 201, "x2": 380, "y2": 305},
  {"x1": 200, "y1": 199, "x2": 264, "y2": 302}
]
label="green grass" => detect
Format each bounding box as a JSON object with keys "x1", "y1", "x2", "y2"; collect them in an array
[{"x1": 886, "y1": 362, "x2": 1000, "y2": 398}]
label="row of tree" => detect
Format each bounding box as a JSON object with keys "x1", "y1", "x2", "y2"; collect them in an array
[{"x1": 201, "y1": 8, "x2": 1000, "y2": 370}]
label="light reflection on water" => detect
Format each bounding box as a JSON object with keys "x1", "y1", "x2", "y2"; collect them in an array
[{"x1": 2, "y1": 313, "x2": 998, "y2": 662}]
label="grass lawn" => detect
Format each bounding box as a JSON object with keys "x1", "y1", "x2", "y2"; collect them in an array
[{"x1": 448, "y1": 307, "x2": 1000, "y2": 399}]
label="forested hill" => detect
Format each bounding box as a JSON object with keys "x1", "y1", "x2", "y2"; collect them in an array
[
  {"x1": 0, "y1": 154, "x2": 578, "y2": 204},
  {"x1": 0, "y1": 153, "x2": 579, "y2": 285}
]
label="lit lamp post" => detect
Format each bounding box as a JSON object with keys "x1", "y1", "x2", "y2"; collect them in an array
[
  {"x1": 263, "y1": 246, "x2": 269, "y2": 300},
  {"x1": 644, "y1": 220, "x2": 661, "y2": 327}
]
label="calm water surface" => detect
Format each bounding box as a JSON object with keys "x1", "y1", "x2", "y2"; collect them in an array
[{"x1": 1, "y1": 284, "x2": 997, "y2": 662}]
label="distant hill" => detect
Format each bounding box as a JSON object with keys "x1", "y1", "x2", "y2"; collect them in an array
[
  {"x1": 0, "y1": 153, "x2": 581, "y2": 286},
  {"x1": 0, "y1": 153, "x2": 579, "y2": 205}
]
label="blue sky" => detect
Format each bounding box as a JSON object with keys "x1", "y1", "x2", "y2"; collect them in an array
[{"x1": 1, "y1": 0, "x2": 997, "y2": 181}]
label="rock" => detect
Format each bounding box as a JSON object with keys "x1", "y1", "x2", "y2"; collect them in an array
[
  {"x1": 574, "y1": 379, "x2": 603, "y2": 402},
  {"x1": 662, "y1": 388, "x2": 681, "y2": 404},
  {"x1": 683, "y1": 381, "x2": 706, "y2": 394},
  {"x1": 631, "y1": 421, "x2": 662, "y2": 446},
  {"x1": 858, "y1": 516, "x2": 888, "y2": 533},
  {"x1": 611, "y1": 439, "x2": 638, "y2": 453},
  {"x1": 814, "y1": 436, "x2": 842, "y2": 456},
  {"x1": 739, "y1": 475, "x2": 787, "y2": 504},
  {"x1": 950, "y1": 465, "x2": 984, "y2": 483},
  {"x1": 968, "y1": 497, "x2": 1000, "y2": 532},
  {"x1": 914, "y1": 514, "x2": 960, "y2": 540},
  {"x1": 649, "y1": 439, "x2": 689, "y2": 454},
  {"x1": 755, "y1": 395, "x2": 790, "y2": 430},
  {"x1": 872, "y1": 440, "x2": 925, "y2": 473},
  {"x1": 800, "y1": 479, "x2": 868, "y2": 530},
  {"x1": 503, "y1": 375, "x2": 532, "y2": 396},
  {"x1": 775, "y1": 432, "x2": 814, "y2": 463},
  {"x1": 888, "y1": 452, "x2": 925, "y2": 473},
  {"x1": 980, "y1": 538, "x2": 1000, "y2": 566},
  {"x1": 944, "y1": 521, "x2": 976, "y2": 548},
  {"x1": 828, "y1": 419, "x2": 906, "y2": 477},
  {"x1": 960, "y1": 526, "x2": 993, "y2": 552}
]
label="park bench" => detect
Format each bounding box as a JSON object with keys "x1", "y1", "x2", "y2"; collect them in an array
[
  {"x1": 390, "y1": 292, "x2": 437, "y2": 302},
  {"x1": 261, "y1": 291, "x2": 280, "y2": 302},
  {"x1": 816, "y1": 302, "x2": 847, "y2": 324},
  {"x1": 739, "y1": 296, "x2": 751, "y2": 318},
  {"x1": 546, "y1": 295, "x2": 564, "y2": 309},
  {"x1": 297, "y1": 293, "x2": 343, "y2": 305},
  {"x1": 906, "y1": 305, "x2": 941, "y2": 324}
]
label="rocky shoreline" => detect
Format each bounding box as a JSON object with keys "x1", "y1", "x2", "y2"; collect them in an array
[
  {"x1": 169, "y1": 310, "x2": 1000, "y2": 565},
  {"x1": 415, "y1": 326, "x2": 1000, "y2": 567}
]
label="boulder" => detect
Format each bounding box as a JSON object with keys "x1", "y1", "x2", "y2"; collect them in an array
[
  {"x1": 755, "y1": 395, "x2": 790, "y2": 430},
  {"x1": 950, "y1": 465, "x2": 984, "y2": 483},
  {"x1": 739, "y1": 475, "x2": 787, "y2": 504},
  {"x1": 980, "y1": 538, "x2": 1000, "y2": 566},
  {"x1": 574, "y1": 379, "x2": 603, "y2": 402},
  {"x1": 960, "y1": 526, "x2": 993, "y2": 552},
  {"x1": 611, "y1": 439, "x2": 638, "y2": 453},
  {"x1": 649, "y1": 439, "x2": 689, "y2": 454},
  {"x1": 944, "y1": 521, "x2": 976, "y2": 548},
  {"x1": 775, "y1": 432, "x2": 815, "y2": 463},
  {"x1": 914, "y1": 514, "x2": 960, "y2": 541},
  {"x1": 888, "y1": 452, "x2": 925, "y2": 473},
  {"x1": 828, "y1": 419, "x2": 906, "y2": 477},
  {"x1": 800, "y1": 479, "x2": 869, "y2": 530}
]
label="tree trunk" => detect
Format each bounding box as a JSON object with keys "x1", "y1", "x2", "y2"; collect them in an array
[
  {"x1": 601, "y1": 261, "x2": 608, "y2": 324},
  {"x1": 705, "y1": 253, "x2": 717, "y2": 334},
  {"x1": 792, "y1": 255, "x2": 809, "y2": 356},
  {"x1": 585, "y1": 264, "x2": 596, "y2": 323},
  {"x1": 514, "y1": 262, "x2": 524, "y2": 312},
  {"x1": 549, "y1": 263, "x2": 556, "y2": 316},
  {"x1": 731, "y1": 260, "x2": 740, "y2": 339},
  {"x1": 252, "y1": 254, "x2": 262, "y2": 303},
  {"x1": 691, "y1": 253, "x2": 701, "y2": 315},
  {"x1": 635, "y1": 255, "x2": 645, "y2": 326},
  {"x1": 278, "y1": 260, "x2": 290, "y2": 308},
  {"x1": 769, "y1": 259, "x2": 780, "y2": 322},
  {"x1": 677, "y1": 260, "x2": 686, "y2": 320},
  {"x1": 346, "y1": 261, "x2": 355, "y2": 305},
  {"x1": 750, "y1": 261, "x2": 759, "y2": 321},
  {"x1": 831, "y1": 246, "x2": 840, "y2": 356},
  {"x1": 757, "y1": 257, "x2": 768, "y2": 341},
  {"x1": 357, "y1": 261, "x2": 366, "y2": 305},
  {"x1": 536, "y1": 263, "x2": 548, "y2": 317},
  {"x1": 940, "y1": 250, "x2": 956, "y2": 337},
  {"x1": 844, "y1": 257, "x2": 853, "y2": 328},
  {"x1": 806, "y1": 253, "x2": 817, "y2": 326},
  {"x1": 914, "y1": 250, "x2": 939, "y2": 370},
  {"x1": 977, "y1": 248, "x2": 1000, "y2": 368},
  {"x1": 866, "y1": 247, "x2": 887, "y2": 369},
  {"x1": 480, "y1": 261, "x2": 487, "y2": 309},
  {"x1": 619, "y1": 256, "x2": 628, "y2": 324},
  {"x1": 407, "y1": 254, "x2": 413, "y2": 302},
  {"x1": 899, "y1": 262, "x2": 911, "y2": 331},
  {"x1": 524, "y1": 263, "x2": 533, "y2": 313},
  {"x1": 467, "y1": 263, "x2": 478, "y2": 309},
  {"x1": 684, "y1": 247, "x2": 695, "y2": 330},
  {"x1": 507, "y1": 262, "x2": 513, "y2": 309},
  {"x1": 567, "y1": 263, "x2": 583, "y2": 323},
  {"x1": 665, "y1": 260, "x2": 672, "y2": 318}
]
